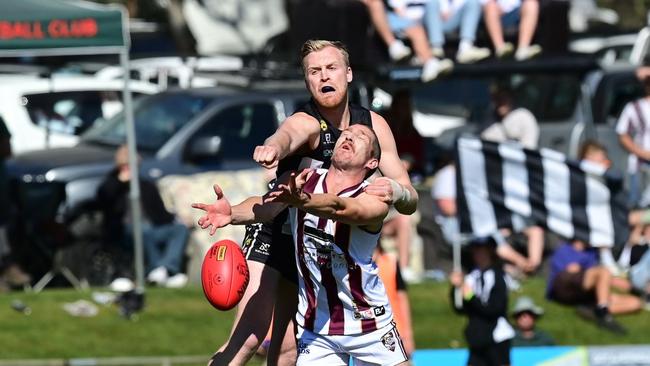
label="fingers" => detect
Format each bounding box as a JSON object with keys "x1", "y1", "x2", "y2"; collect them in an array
[
  {"x1": 253, "y1": 146, "x2": 279, "y2": 168},
  {"x1": 191, "y1": 203, "x2": 206, "y2": 210},
  {"x1": 289, "y1": 172, "x2": 297, "y2": 192},
  {"x1": 213, "y1": 184, "x2": 223, "y2": 199},
  {"x1": 210, "y1": 225, "x2": 217, "y2": 236}
]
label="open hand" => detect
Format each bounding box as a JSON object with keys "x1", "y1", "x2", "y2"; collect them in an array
[
  {"x1": 266, "y1": 169, "x2": 312, "y2": 206},
  {"x1": 191, "y1": 184, "x2": 232, "y2": 235}
]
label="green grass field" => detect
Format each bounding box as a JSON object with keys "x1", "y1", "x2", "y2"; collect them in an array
[{"x1": 1, "y1": 278, "x2": 648, "y2": 361}]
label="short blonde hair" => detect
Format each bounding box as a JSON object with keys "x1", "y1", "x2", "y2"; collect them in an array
[{"x1": 300, "y1": 40, "x2": 350, "y2": 71}]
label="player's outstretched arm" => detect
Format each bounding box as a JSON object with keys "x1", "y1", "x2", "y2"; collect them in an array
[
  {"x1": 253, "y1": 113, "x2": 320, "y2": 168},
  {"x1": 366, "y1": 112, "x2": 419, "y2": 214},
  {"x1": 266, "y1": 170, "x2": 390, "y2": 229},
  {"x1": 191, "y1": 185, "x2": 286, "y2": 235}
]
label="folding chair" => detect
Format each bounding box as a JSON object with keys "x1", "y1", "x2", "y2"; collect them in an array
[{"x1": 12, "y1": 180, "x2": 83, "y2": 292}]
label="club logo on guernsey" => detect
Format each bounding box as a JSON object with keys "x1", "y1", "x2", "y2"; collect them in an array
[
  {"x1": 320, "y1": 119, "x2": 328, "y2": 131},
  {"x1": 381, "y1": 330, "x2": 397, "y2": 352},
  {"x1": 297, "y1": 341, "x2": 310, "y2": 354},
  {"x1": 217, "y1": 246, "x2": 227, "y2": 261}
]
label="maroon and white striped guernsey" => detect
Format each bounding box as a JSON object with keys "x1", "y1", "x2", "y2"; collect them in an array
[{"x1": 288, "y1": 169, "x2": 393, "y2": 336}]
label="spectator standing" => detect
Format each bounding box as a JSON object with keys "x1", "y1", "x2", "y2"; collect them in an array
[
  {"x1": 426, "y1": 0, "x2": 491, "y2": 63},
  {"x1": 546, "y1": 239, "x2": 642, "y2": 334},
  {"x1": 96, "y1": 145, "x2": 189, "y2": 288},
  {"x1": 511, "y1": 296, "x2": 555, "y2": 347},
  {"x1": 386, "y1": 0, "x2": 454, "y2": 81},
  {"x1": 480, "y1": 0, "x2": 542, "y2": 60},
  {"x1": 616, "y1": 57, "x2": 650, "y2": 208},
  {"x1": 0, "y1": 116, "x2": 30, "y2": 290},
  {"x1": 450, "y1": 236, "x2": 514, "y2": 366}
]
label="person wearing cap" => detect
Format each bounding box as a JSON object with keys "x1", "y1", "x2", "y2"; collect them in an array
[
  {"x1": 450, "y1": 236, "x2": 514, "y2": 366},
  {"x1": 511, "y1": 296, "x2": 555, "y2": 347},
  {"x1": 616, "y1": 55, "x2": 650, "y2": 208}
]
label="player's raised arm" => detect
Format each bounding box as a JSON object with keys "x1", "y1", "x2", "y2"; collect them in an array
[
  {"x1": 253, "y1": 113, "x2": 320, "y2": 168},
  {"x1": 366, "y1": 112, "x2": 419, "y2": 214}
]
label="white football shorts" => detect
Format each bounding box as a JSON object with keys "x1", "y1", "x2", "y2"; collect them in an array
[{"x1": 295, "y1": 321, "x2": 408, "y2": 366}]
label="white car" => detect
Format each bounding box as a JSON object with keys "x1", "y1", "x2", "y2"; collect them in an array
[{"x1": 0, "y1": 74, "x2": 159, "y2": 154}]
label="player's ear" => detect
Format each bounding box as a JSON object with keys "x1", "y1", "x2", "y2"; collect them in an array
[
  {"x1": 365, "y1": 158, "x2": 378, "y2": 170},
  {"x1": 347, "y1": 66, "x2": 353, "y2": 83}
]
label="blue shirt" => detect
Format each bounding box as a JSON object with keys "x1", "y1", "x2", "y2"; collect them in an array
[{"x1": 546, "y1": 242, "x2": 598, "y2": 298}]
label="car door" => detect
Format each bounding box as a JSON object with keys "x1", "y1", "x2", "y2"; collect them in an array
[{"x1": 182, "y1": 99, "x2": 281, "y2": 171}]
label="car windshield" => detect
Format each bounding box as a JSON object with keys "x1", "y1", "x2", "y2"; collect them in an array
[
  {"x1": 81, "y1": 92, "x2": 214, "y2": 151},
  {"x1": 412, "y1": 73, "x2": 582, "y2": 123}
]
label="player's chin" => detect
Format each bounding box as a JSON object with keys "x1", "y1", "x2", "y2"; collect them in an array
[{"x1": 315, "y1": 94, "x2": 343, "y2": 108}]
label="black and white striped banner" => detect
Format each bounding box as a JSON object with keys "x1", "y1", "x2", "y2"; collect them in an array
[{"x1": 455, "y1": 137, "x2": 628, "y2": 248}]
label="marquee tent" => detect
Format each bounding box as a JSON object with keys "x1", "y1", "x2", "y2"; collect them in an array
[{"x1": 0, "y1": 0, "x2": 146, "y2": 295}]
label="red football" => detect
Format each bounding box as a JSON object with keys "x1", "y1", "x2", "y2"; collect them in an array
[{"x1": 201, "y1": 239, "x2": 250, "y2": 311}]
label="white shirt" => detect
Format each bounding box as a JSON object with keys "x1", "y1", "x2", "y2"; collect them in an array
[
  {"x1": 616, "y1": 98, "x2": 650, "y2": 173},
  {"x1": 481, "y1": 108, "x2": 539, "y2": 149},
  {"x1": 432, "y1": 164, "x2": 456, "y2": 200},
  {"x1": 479, "y1": 0, "x2": 521, "y2": 13}
]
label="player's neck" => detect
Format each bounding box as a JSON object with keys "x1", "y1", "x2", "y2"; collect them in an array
[
  {"x1": 326, "y1": 165, "x2": 365, "y2": 194},
  {"x1": 316, "y1": 98, "x2": 350, "y2": 129}
]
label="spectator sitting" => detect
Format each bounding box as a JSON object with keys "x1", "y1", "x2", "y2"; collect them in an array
[
  {"x1": 96, "y1": 145, "x2": 189, "y2": 288},
  {"x1": 385, "y1": 0, "x2": 454, "y2": 81},
  {"x1": 481, "y1": 0, "x2": 542, "y2": 61},
  {"x1": 547, "y1": 239, "x2": 642, "y2": 334},
  {"x1": 450, "y1": 236, "x2": 514, "y2": 366},
  {"x1": 0, "y1": 116, "x2": 30, "y2": 291},
  {"x1": 481, "y1": 84, "x2": 543, "y2": 275},
  {"x1": 426, "y1": 0, "x2": 491, "y2": 63},
  {"x1": 481, "y1": 84, "x2": 539, "y2": 150},
  {"x1": 617, "y1": 241, "x2": 650, "y2": 310},
  {"x1": 511, "y1": 296, "x2": 555, "y2": 347},
  {"x1": 431, "y1": 160, "x2": 536, "y2": 275},
  {"x1": 360, "y1": 0, "x2": 413, "y2": 61},
  {"x1": 577, "y1": 140, "x2": 623, "y2": 275}
]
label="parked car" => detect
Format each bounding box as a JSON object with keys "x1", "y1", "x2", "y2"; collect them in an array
[
  {"x1": 0, "y1": 73, "x2": 159, "y2": 154},
  {"x1": 6, "y1": 81, "x2": 318, "y2": 283}
]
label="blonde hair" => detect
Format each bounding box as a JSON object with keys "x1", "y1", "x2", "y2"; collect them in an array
[{"x1": 300, "y1": 40, "x2": 350, "y2": 71}]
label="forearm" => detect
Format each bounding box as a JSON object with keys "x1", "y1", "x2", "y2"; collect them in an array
[
  {"x1": 264, "y1": 130, "x2": 293, "y2": 161},
  {"x1": 620, "y1": 134, "x2": 646, "y2": 159},
  {"x1": 232, "y1": 196, "x2": 285, "y2": 225},
  {"x1": 297, "y1": 194, "x2": 385, "y2": 226},
  {"x1": 394, "y1": 184, "x2": 418, "y2": 215}
]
